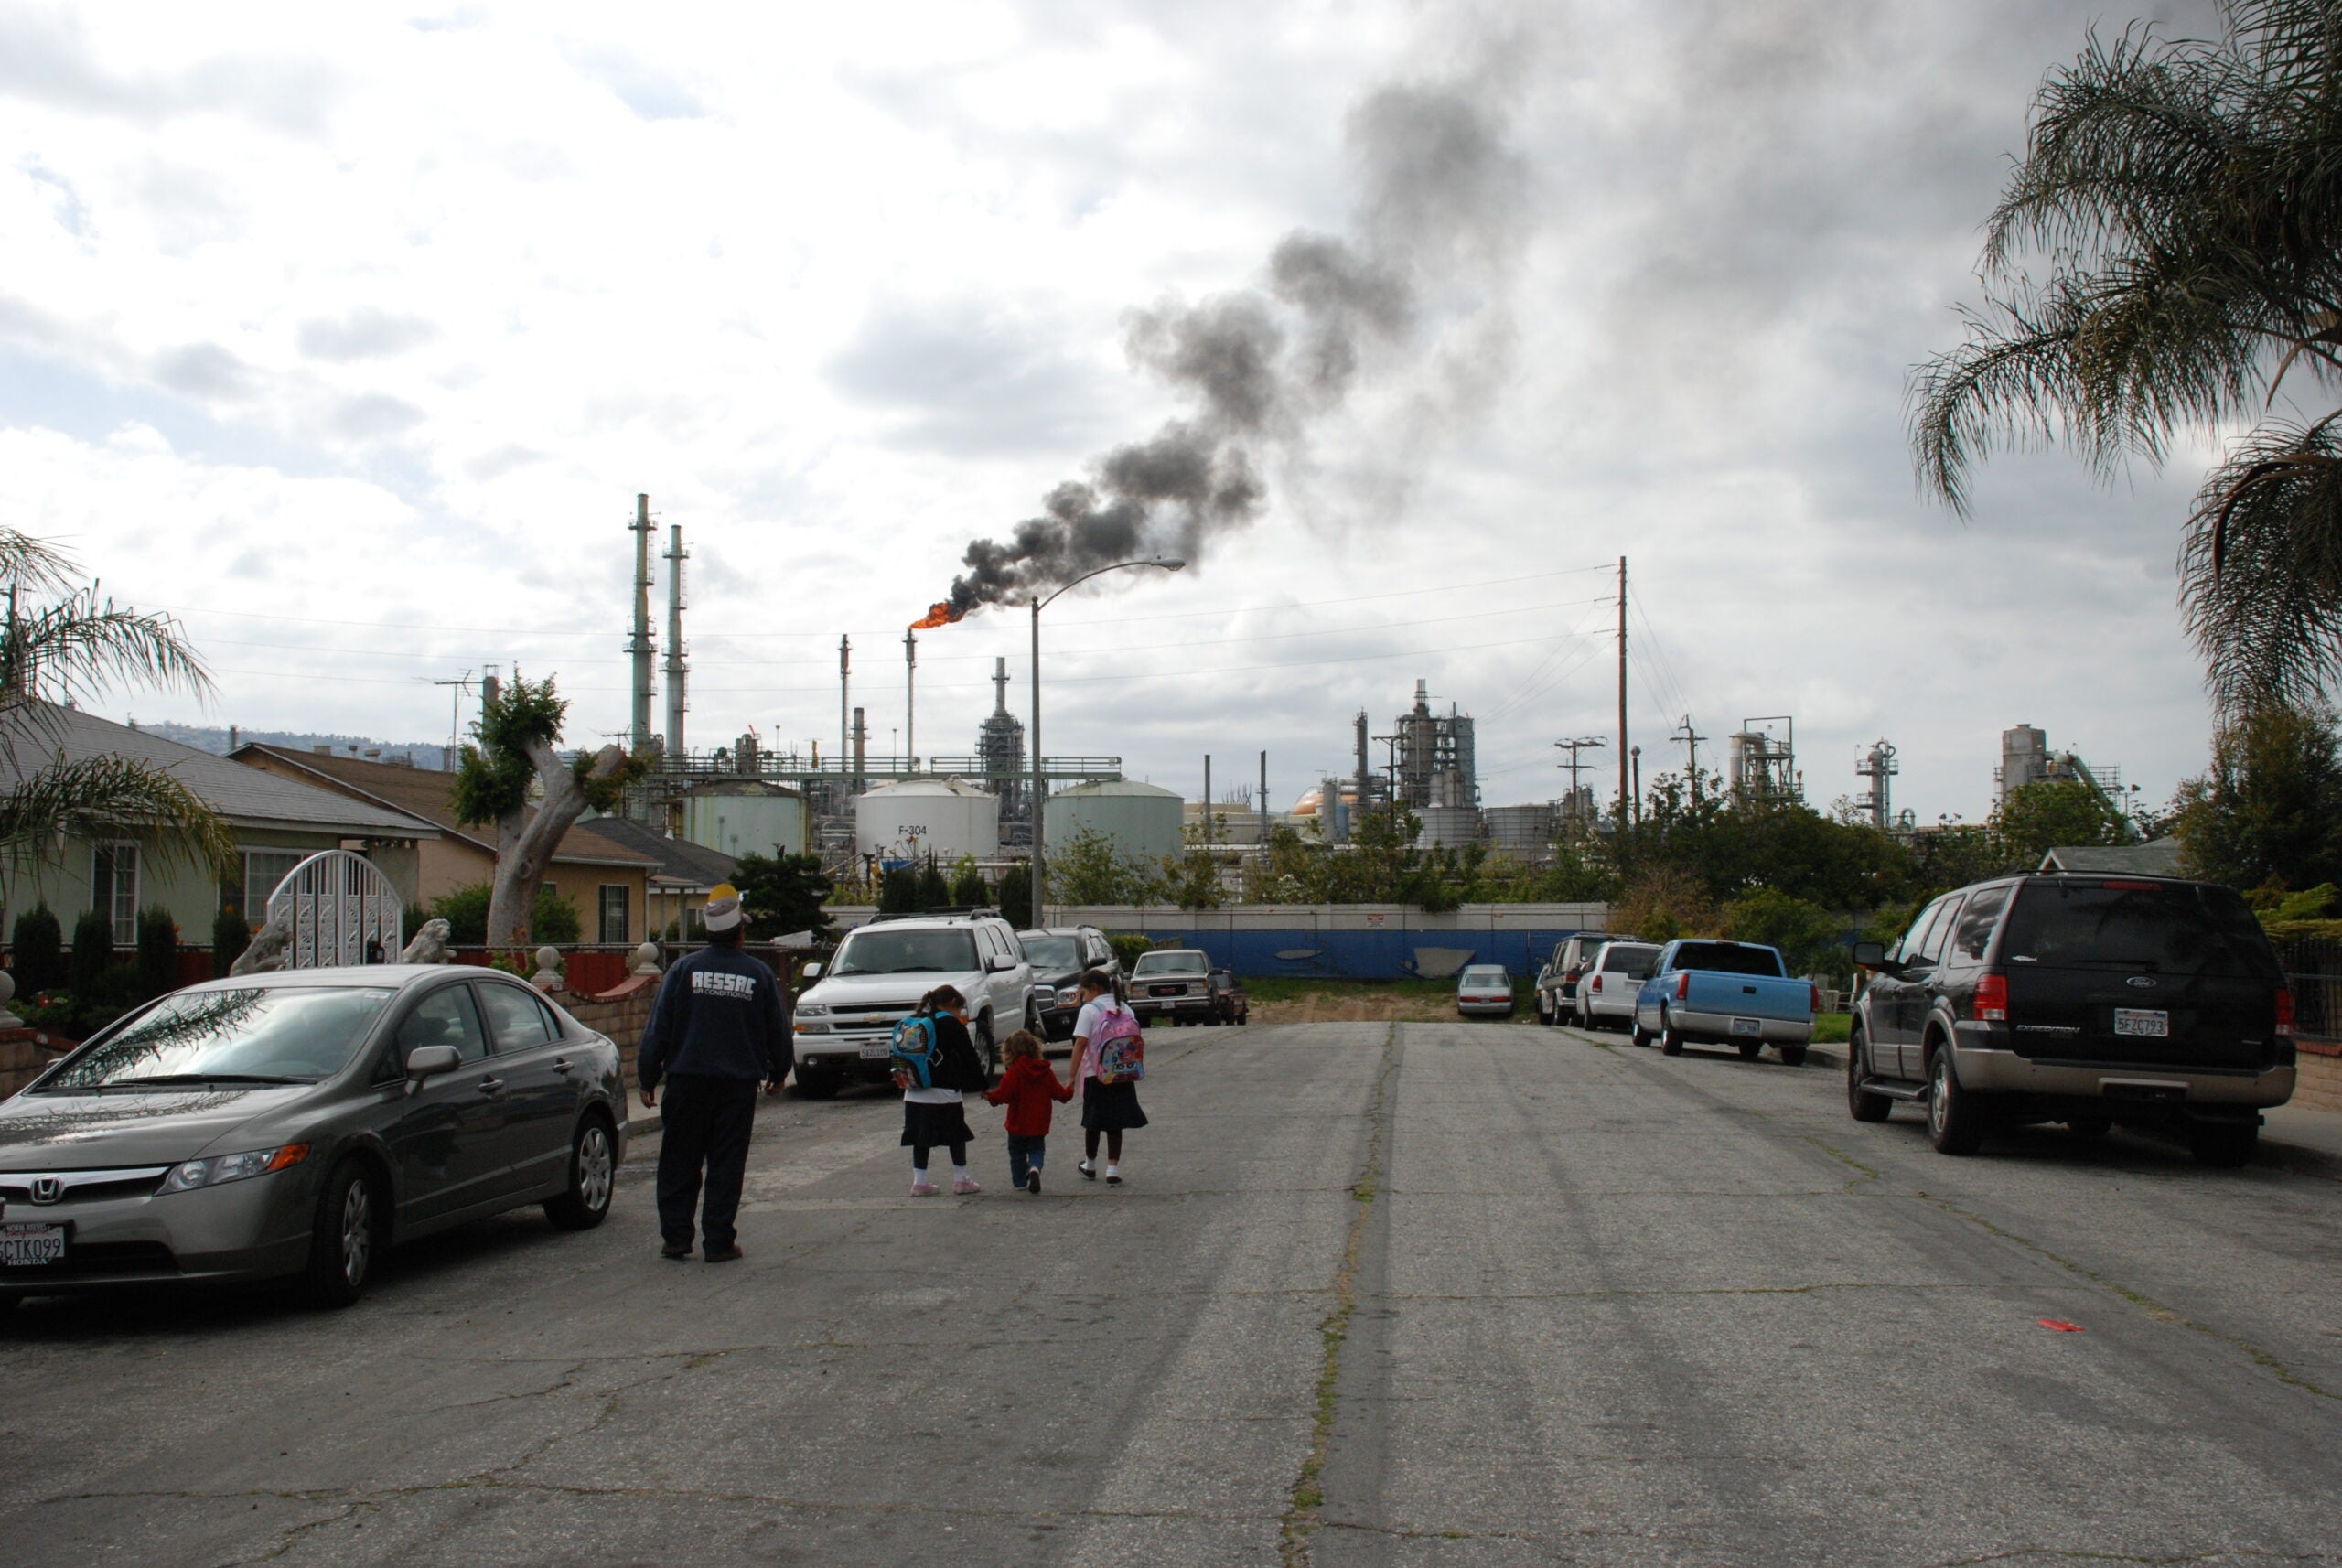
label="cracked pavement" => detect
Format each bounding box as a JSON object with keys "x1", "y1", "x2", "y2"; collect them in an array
[{"x1": 3, "y1": 1020, "x2": 2339, "y2": 1566}]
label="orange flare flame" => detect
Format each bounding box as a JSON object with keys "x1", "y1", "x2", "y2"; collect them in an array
[{"x1": 909, "y1": 601, "x2": 963, "y2": 630}]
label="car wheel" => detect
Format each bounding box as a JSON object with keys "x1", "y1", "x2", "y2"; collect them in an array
[
  {"x1": 1630, "y1": 1017, "x2": 1651, "y2": 1047},
  {"x1": 1660, "y1": 1011, "x2": 1684, "y2": 1056},
  {"x1": 302, "y1": 1158, "x2": 381, "y2": 1309},
  {"x1": 2189, "y1": 1121, "x2": 2257, "y2": 1167},
  {"x1": 1778, "y1": 1044, "x2": 1808, "y2": 1068},
  {"x1": 1926, "y1": 1041, "x2": 1984, "y2": 1155},
  {"x1": 543, "y1": 1114, "x2": 616, "y2": 1230},
  {"x1": 1847, "y1": 1033, "x2": 1893, "y2": 1122},
  {"x1": 1026, "y1": 998, "x2": 1045, "y2": 1038},
  {"x1": 977, "y1": 1014, "x2": 1000, "y2": 1079},
  {"x1": 792, "y1": 1066, "x2": 840, "y2": 1101},
  {"x1": 0, "y1": 1292, "x2": 20, "y2": 1316},
  {"x1": 1736, "y1": 1038, "x2": 1762, "y2": 1060},
  {"x1": 2066, "y1": 1113, "x2": 2111, "y2": 1140}
]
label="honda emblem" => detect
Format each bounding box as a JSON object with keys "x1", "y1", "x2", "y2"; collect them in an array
[{"x1": 30, "y1": 1175, "x2": 61, "y2": 1204}]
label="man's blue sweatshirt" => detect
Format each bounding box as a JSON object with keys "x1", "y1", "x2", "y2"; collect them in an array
[{"x1": 637, "y1": 944, "x2": 794, "y2": 1089}]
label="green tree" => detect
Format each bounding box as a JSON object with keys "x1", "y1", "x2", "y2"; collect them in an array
[
  {"x1": 69, "y1": 908, "x2": 113, "y2": 1001},
  {"x1": 1050, "y1": 828, "x2": 1162, "y2": 906},
  {"x1": 1990, "y1": 779, "x2": 2131, "y2": 869},
  {"x1": 12, "y1": 904, "x2": 63, "y2": 993},
  {"x1": 950, "y1": 855, "x2": 989, "y2": 908},
  {"x1": 997, "y1": 863, "x2": 1032, "y2": 925},
  {"x1": 877, "y1": 866, "x2": 921, "y2": 914},
  {"x1": 1723, "y1": 888, "x2": 1843, "y2": 980},
  {"x1": 1158, "y1": 849, "x2": 1226, "y2": 911},
  {"x1": 1911, "y1": 3, "x2": 2342, "y2": 711},
  {"x1": 134, "y1": 905, "x2": 178, "y2": 1002},
  {"x1": 0, "y1": 531, "x2": 235, "y2": 907},
  {"x1": 426, "y1": 881, "x2": 579, "y2": 946},
  {"x1": 733, "y1": 851, "x2": 835, "y2": 940},
  {"x1": 210, "y1": 902, "x2": 250, "y2": 979},
  {"x1": 2173, "y1": 704, "x2": 2342, "y2": 889},
  {"x1": 450, "y1": 671, "x2": 645, "y2": 946},
  {"x1": 917, "y1": 854, "x2": 951, "y2": 910}
]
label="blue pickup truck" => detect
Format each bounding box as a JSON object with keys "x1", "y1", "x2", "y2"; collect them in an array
[{"x1": 1631, "y1": 939, "x2": 1817, "y2": 1065}]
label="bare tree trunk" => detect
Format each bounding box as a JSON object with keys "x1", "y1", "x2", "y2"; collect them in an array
[{"x1": 484, "y1": 739, "x2": 628, "y2": 948}]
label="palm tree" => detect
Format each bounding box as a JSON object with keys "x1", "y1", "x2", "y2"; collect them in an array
[
  {"x1": 0, "y1": 529, "x2": 235, "y2": 895},
  {"x1": 1910, "y1": 2, "x2": 2342, "y2": 714}
]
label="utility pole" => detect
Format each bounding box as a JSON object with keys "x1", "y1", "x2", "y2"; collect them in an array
[
  {"x1": 627, "y1": 494, "x2": 656, "y2": 755},
  {"x1": 1616, "y1": 556, "x2": 1629, "y2": 822},
  {"x1": 430, "y1": 671, "x2": 475, "y2": 767},
  {"x1": 1672, "y1": 714, "x2": 1708, "y2": 803},
  {"x1": 1552, "y1": 736, "x2": 1606, "y2": 833},
  {"x1": 1203, "y1": 755, "x2": 1213, "y2": 844},
  {"x1": 1259, "y1": 750, "x2": 1269, "y2": 846}
]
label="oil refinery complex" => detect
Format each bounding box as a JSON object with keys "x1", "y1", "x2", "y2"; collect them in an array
[{"x1": 596, "y1": 501, "x2": 2137, "y2": 884}]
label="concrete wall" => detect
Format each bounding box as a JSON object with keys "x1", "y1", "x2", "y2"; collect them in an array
[{"x1": 2294, "y1": 1041, "x2": 2342, "y2": 1115}]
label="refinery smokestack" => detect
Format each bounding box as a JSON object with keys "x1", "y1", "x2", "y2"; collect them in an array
[
  {"x1": 627, "y1": 494, "x2": 655, "y2": 754},
  {"x1": 662, "y1": 524, "x2": 688, "y2": 760}
]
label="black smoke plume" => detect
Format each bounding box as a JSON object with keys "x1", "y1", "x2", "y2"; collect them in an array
[{"x1": 919, "y1": 62, "x2": 1526, "y2": 626}]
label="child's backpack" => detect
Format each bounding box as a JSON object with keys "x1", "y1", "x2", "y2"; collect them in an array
[
  {"x1": 888, "y1": 1012, "x2": 942, "y2": 1090},
  {"x1": 1090, "y1": 1007, "x2": 1146, "y2": 1084}
]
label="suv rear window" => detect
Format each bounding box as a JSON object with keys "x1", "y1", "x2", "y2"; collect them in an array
[
  {"x1": 1669, "y1": 942, "x2": 1786, "y2": 978},
  {"x1": 1598, "y1": 945, "x2": 1660, "y2": 977},
  {"x1": 833, "y1": 928, "x2": 980, "y2": 975},
  {"x1": 2000, "y1": 880, "x2": 2280, "y2": 979}
]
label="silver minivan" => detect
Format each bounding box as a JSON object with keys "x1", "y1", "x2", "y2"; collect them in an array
[{"x1": 0, "y1": 965, "x2": 625, "y2": 1311}]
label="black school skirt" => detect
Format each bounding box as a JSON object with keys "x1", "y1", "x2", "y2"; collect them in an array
[
  {"x1": 1080, "y1": 1078, "x2": 1149, "y2": 1133},
  {"x1": 901, "y1": 1099, "x2": 974, "y2": 1148}
]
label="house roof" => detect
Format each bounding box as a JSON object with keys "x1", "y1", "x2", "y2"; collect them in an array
[
  {"x1": 574, "y1": 815, "x2": 741, "y2": 890},
  {"x1": 2039, "y1": 840, "x2": 2186, "y2": 876},
  {"x1": 231, "y1": 743, "x2": 654, "y2": 869},
  {"x1": 4, "y1": 704, "x2": 437, "y2": 838}
]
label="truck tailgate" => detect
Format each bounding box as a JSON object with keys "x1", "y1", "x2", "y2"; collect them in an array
[{"x1": 1685, "y1": 973, "x2": 1810, "y2": 1022}]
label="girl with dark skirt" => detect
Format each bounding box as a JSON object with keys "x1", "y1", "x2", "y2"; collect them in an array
[
  {"x1": 897, "y1": 985, "x2": 988, "y2": 1196},
  {"x1": 1069, "y1": 970, "x2": 1149, "y2": 1185}
]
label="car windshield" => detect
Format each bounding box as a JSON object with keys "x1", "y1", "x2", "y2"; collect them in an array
[
  {"x1": 1461, "y1": 967, "x2": 1509, "y2": 984},
  {"x1": 833, "y1": 928, "x2": 980, "y2": 975},
  {"x1": 2002, "y1": 881, "x2": 2280, "y2": 979},
  {"x1": 45, "y1": 986, "x2": 397, "y2": 1090},
  {"x1": 1133, "y1": 952, "x2": 1208, "y2": 975},
  {"x1": 1598, "y1": 945, "x2": 1661, "y2": 977},
  {"x1": 1021, "y1": 935, "x2": 1080, "y2": 968},
  {"x1": 1669, "y1": 942, "x2": 1786, "y2": 978}
]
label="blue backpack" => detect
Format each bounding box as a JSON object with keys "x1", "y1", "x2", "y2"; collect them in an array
[{"x1": 888, "y1": 1012, "x2": 942, "y2": 1090}]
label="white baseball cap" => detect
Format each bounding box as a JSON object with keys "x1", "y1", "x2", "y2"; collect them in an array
[{"x1": 703, "y1": 883, "x2": 744, "y2": 932}]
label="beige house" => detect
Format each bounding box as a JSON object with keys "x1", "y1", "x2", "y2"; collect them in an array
[
  {"x1": 231, "y1": 745, "x2": 656, "y2": 944},
  {"x1": 0, "y1": 705, "x2": 437, "y2": 949}
]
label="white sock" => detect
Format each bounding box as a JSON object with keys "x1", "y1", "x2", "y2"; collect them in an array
[
  {"x1": 912, "y1": 1166, "x2": 929, "y2": 1183},
  {"x1": 952, "y1": 1164, "x2": 970, "y2": 1180},
  {"x1": 1106, "y1": 1164, "x2": 1120, "y2": 1177}
]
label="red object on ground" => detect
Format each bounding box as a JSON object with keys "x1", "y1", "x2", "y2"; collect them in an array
[{"x1": 2038, "y1": 1319, "x2": 2085, "y2": 1332}]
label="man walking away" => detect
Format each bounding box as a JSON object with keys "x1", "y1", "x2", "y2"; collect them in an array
[{"x1": 637, "y1": 884, "x2": 792, "y2": 1262}]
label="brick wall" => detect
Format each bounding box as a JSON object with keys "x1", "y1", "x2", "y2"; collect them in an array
[
  {"x1": 0, "y1": 1026, "x2": 70, "y2": 1100},
  {"x1": 562, "y1": 977, "x2": 659, "y2": 1102},
  {"x1": 2295, "y1": 1039, "x2": 2342, "y2": 1115}
]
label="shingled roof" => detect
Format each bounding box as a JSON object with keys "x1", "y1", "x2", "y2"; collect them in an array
[
  {"x1": 574, "y1": 814, "x2": 740, "y2": 890},
  {"x1": 5, "y1": 704, "x2": 436, "y2": 838}
]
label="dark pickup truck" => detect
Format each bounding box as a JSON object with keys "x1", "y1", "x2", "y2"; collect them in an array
[{"x1": 1849, "y1": 873, "x2": 2295, "y2": 1165}]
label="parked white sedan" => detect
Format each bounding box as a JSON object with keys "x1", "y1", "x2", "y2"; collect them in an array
[
  {"x1": 1574, "y1": 940, "x2": 1662, "y2": 1031},
  {"x1": 1455, "y1": 964, "x2": 1517, "y2": 1018}
]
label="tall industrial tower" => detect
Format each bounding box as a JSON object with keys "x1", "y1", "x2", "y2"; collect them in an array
[
  {"x1": 1392, "y1": 679, "x2": 1478, "y2": 809},
  {"x1": 1855, "y1": 738, "x2": 1898, "y2": 830},
  {"x1": 626, "y1": 494, "x2": 656, "y2": 755},
  {"x1": 662, "y1": 524, "x2": 688, "y2": 760},
  {"x1": 977, "y1": 657, "x2": 1027, "y2": 835}
]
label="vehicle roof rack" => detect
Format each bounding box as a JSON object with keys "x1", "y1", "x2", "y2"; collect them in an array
[{"x1": 868, "y1": 906, "x2": 1000, "y2": 924}]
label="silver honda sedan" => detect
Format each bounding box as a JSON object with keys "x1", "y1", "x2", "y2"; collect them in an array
[{"x1": 0, "y1": 965, "x2": 626, "y2": 1311}]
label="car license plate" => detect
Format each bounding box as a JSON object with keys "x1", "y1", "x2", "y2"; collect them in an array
[
  {"x1": 0, "y1": 1222, "x2": 66, "y2": 1269},
  {"x1": 858, "y1": 1041, "x2": 894, "y2": 1059},
  {"x1": 1730, "y1": 1017, "x2": 1763, "y2": 1037},
  {"x1": 2113, "y1": 1008, "x2": 2169, "y2": 1038}
]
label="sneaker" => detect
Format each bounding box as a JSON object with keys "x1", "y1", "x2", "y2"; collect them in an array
[
  {"x1": 660, "y1": 1242, "x2": 693, "y2": 1262},
  {"x1": 1078, "y1": 1161, "x2": 1097, "y2": 1180},
  {"x1": 704, "y1": 1244, "x2": 743, "y2": 1263},
  {"x1": 953, "y1": 1176, "x2": 982, "y2": 1196},
  {"x1": 1106, "y1": 1170, "x2": 1123, "y2": 1186},
  {"x1": 911, "y1": 1179, "x2": 938, "y2": 1197},
  {"x1": 1026, "y1": 1169, "x2": 1042, "y2": 1195}
]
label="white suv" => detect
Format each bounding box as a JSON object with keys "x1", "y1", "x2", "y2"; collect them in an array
[{"x1": 790, "y1": 911, "x2": 1040, "y2": 1099}]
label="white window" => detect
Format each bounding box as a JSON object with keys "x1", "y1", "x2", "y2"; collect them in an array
[
  {"x1": 91, "y1": 843, "x2": 139, "y2": 946},
  {"x1": 238, "y1": 850, "x2": 307, "y2": 925},
  {"x1": 597, "y1": 885, "x2": 630, "y2": 945}
]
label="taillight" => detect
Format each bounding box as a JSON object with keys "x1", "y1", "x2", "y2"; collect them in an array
[
  {"x1": 1973, "y1": 972, "x2": 2007, "y2": 1023},
  {"x1": 1676, "y1": 972, "x2": 1690, "y2": 1002},
  {"x1": 1810, "y1": 982, "x2": 1821, "y2": 1014},
  {"x1": 2276, "y1": 989, "x2": 2295, "y2": 1037},
  {"x1": 1590, "y1": 974, "x2": 1603, "y2": 993}
]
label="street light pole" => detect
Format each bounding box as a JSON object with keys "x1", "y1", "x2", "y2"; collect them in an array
[{"x1": 1027, "y1": 556, "x2": 1185, "y2": 930}]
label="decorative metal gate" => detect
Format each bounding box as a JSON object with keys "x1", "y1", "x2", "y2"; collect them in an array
[{"x1": 264, "y1": 851, "x2": 404, "y2": 969}]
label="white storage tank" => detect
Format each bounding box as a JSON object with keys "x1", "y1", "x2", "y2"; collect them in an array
[
  {"x1": 856, "y1": 777, "x2": 1000, "y2": 863},
  {"x1": 679, "y1": 781, "x2": 807, "y2": 859},
  {"x1": 1047, "y1": 779, "x2": 1185, "y2": 864},
  {"x1": 1485, "y1": 803, "x2": 1557, "y2": 865},
  {"x1": 1414, "y1": 804, "x2": 1482, "y2": 850}
]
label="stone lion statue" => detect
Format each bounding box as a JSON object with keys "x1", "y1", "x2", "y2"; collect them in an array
[
  {"x1": 230, "y1": 911, "x2": 293, "y2": 976},
  {"x1": 399, "y1": 918, "x2": 455, "y2": 965}
]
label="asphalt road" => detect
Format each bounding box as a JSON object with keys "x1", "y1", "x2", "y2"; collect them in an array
[{"x1": 4, "y1": 1018, "x2": 2340, "y2": 1567}]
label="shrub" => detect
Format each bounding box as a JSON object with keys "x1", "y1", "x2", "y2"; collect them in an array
[
  {"x1": 951, "y1": 856, "x2": 989, "y2": 908},
  {"x1": 11, "y1": 904, "x2": 65, "y2": 993},
  {"x1": 134, "y1": 906, "x2": 179, "y2": 1001},
  {"x1": 428, "y1": 884, "x2": 492, "y2": 944},
  {"x1": 211, "y1": 904, "x2": 251, "y2": 978},
  {"x1": 69, "y1": 908, "x2": 114, "y2": 1001},
  {"x1": 996, "y1": 864, "x2": 1033, "y2": 925},
  {"x1": 531, "y1": 886, "x2": 581, "y2": 944},
  {"x1": 1107, "y1": 933, "x2": 1155, "y2": 972},
  {"x1": 918, "y1": 856, "x2": 951, "y2": 910}
]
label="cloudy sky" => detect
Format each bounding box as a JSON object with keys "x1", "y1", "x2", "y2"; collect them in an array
[{"x1": 2, "y1": 0, "x2": 2229, "y2": 824}]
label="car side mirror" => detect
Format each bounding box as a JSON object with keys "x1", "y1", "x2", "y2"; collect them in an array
[
  {"x1": 802, "y1": 961, "x2": 822, "y2": 979},
  {"x1": 1852, "y1": 941, "x2": 1889, "y2": 972},
  {"x1": 403, "y1": 1044, "x2": 460, "y2": 1095},
  {"x1": 988, "y1": 954, "x2": 1016, "y2": 973}
]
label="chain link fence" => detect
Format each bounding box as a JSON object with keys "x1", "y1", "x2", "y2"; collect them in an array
[{"x1": 2275, "y1": 936, "x2": 2342, "y2": 1041}]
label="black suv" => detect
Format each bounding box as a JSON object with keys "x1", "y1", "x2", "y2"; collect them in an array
[
  {"x1": 1849, "y1": 873, "x2": 2295, "y2": 1165},
  {"x1": 1017, "y1": 926, "x2": 1123, "y2": 1041}
]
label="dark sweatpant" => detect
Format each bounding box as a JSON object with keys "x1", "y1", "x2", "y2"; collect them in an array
[{"x1": 655, "y1": 1073, "x2": 759, "y2": 1252}]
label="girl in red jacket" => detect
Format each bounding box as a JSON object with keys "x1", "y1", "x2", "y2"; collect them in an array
[{"x1": 983, "y1": 1029, "x2": 1074, "y2": 1194}]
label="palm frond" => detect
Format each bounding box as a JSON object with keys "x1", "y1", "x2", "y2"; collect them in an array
[
  {"x1": 0, "y1": 753, "x2": 238, "y2": 880},
  {"x1": 0, "y1": 529, "x2": 79, "y2": 598},
  {"x1": 2181, "y1": 413, "x2": 2342, "y2": 712}
]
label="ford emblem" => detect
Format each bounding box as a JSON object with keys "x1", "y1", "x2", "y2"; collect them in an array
[
  {"x1": 30, "y1": 1174, "x2": 61, "y2": 1204},
  {"x1": 2126, "y1": 976, "x2": 2156, "y2": 989}
]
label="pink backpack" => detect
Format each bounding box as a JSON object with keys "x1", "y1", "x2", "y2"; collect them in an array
[{"x1": 1089, "y1": 1008, "x2": 1146, "y2": 1084}]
